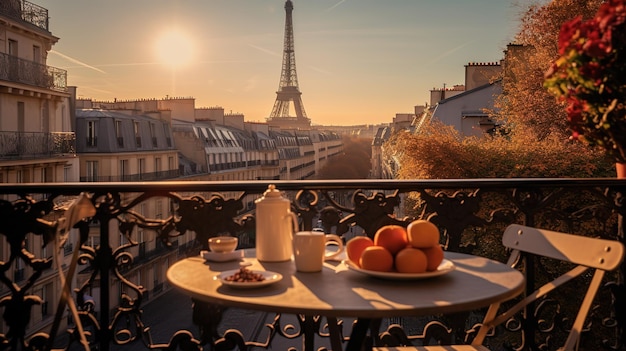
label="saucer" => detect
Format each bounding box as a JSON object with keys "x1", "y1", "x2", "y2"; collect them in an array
[
  {"x1": 201, "y1": 250, "x2": 244, "y2": 262},
  {"x1": 215, "y1": 269, "x2": 282, "y2": 289}
]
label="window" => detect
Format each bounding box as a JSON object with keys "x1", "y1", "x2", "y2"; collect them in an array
[
  {"x1": 41, "y1": 167, "x2": 52, "y2": 182},
  {"x1": 8, "y1": 41, "x2": 18, "y2": 81},
  {"x1": 168, "y1": 156, "x2": 175, "y2": 171},
  {"x1": 17, "y1": 102, "x2": 25, "y2": 132},
  {"x1": 86, "y1": 161, "x2": 98, "y2": 182},
  {"x1": 87, "y1": 121, "x2": 97, "y2": 147},
  {"x1": 138, "y1": 158, "x2": 145, "y2": 177},
  {"x1": 155, "y1": 157, "x2": 162, "y2": 173},
  {"x1": 64, "y1": 166, "x2": 71, "y2": 182},
  {"x1": 134, "y1": 121, "x2": 141, "y2": 147},
  {"x1": 8, "y1": 39, "x2": 17, "y2": 56},
  {"x1": 61, "y1": 105, "x2": 68, "y2": 131},
  {"x1": 120, "y1": 159, "x2": 129, "y2": 180},
  {"x1": 115, "y1": 120, "x2": 124, "y2": 147},
  {"x1": 150, "y1": 123, "x2": 157, "y2": 147},
  {"x1": 33, "y1": 45, "x2": 41, "y2": 63}
]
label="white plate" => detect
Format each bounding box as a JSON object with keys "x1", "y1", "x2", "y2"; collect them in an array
[
  {"x1": 202, "y1": 250, "x2": 244, "y2": 262},
  {"x1": 343, "y1": 258, "x2": 455, "y2": 280},
  {"x1": 214, "y1": 269, "x2": 283, "y2": 288}
]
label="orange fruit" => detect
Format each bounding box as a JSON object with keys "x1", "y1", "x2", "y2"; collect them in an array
[
  {"x1": 373, "y1": 225, "x2": 409, "y2": 255},
  {"x1": 359, "y1": 246, "x2": 394, "y2": 272},
  {"x1": 346, "y1": 236, "x2": 374, "y2": 266},
  {"x1": 394, "y1": 247, "x2": 428, "y2": 273},
  {"x1": 423, "y1": 245, "x2": 444, "y2": 271},
  {"x1": 407, "y1": 220, "x2": 440, "y2": 248}
]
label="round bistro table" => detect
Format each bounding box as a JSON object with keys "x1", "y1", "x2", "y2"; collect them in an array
[{"x1": 167, "y1": 251, "x2": 524, "y2": 351}]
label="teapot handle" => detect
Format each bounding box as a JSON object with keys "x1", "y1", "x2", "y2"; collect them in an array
[{"x1": 285, "y1": 211, "x2": 299, "y2": 238}]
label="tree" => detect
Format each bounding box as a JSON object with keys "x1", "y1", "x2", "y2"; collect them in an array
[
  {"x1": 385, "y1": 0, "x2": 615, "y2": 181},
  {"x1": 386, "y1": 122, "x2": 614, "y2": 179},
  {"x1": 495, "y1": 0, "x2": 603, "y2": 141}
]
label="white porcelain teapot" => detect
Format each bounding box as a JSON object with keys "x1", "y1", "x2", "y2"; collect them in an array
[{"x1": 255, "y1": 184, "x2": 299, "y2": 262}]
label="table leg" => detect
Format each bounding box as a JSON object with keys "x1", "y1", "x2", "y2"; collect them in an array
[
  {"x1": 302, "y1": 315, "x2": 316, "y2": 351},
  {"x1": 327, "y1": 317, "x2": 343, "y2": 351},
  {"x1": 345, "y1": 318, "x2": 371, "y2": 351}
]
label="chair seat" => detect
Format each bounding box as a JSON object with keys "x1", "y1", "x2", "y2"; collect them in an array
[{"x1": 373, "y1": 346, "x2": 489, "y2": 351}]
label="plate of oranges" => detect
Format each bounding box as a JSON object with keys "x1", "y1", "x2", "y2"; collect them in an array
[
  {"x1": 344, "y1": 220, "x2": 455, "y2": 280},
  {"x1": 343, "y1": 258, "x2": 455, "y2": 280}
]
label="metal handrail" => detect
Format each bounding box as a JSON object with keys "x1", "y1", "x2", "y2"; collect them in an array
[{"x1": 0, "y1": 178, "x2": 624, "y2": 350}]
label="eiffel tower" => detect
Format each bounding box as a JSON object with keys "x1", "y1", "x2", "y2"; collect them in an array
[{"x1": 267, "y1": 0, "x2": 311, "y2": 129}]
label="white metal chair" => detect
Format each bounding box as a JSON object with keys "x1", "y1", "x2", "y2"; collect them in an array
[{"x1": 373, "y1": 224, "x2": 625, "y2": 351}]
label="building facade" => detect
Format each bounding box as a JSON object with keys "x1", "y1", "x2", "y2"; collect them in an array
[
  {"x1": 73, "y1": 106, "x2": 183, "y2": 316},
  {"x1": 0, "y1": 0, "x2": 79, "y2": 337}
]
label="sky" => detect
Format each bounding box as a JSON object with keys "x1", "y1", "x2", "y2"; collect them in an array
[{"x1": 38, "y1": 0, "x2": 536, "y2": 126}]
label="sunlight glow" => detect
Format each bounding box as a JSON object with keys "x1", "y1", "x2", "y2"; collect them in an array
[{"x1": 155, "y1": 29, "x2": 195, "y2": 68}]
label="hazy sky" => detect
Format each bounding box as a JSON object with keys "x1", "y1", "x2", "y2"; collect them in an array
[{"x1": 38, "y1": 0, "x2": 535, "y2": 126}]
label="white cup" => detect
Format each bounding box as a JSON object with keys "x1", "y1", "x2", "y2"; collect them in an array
[{"x1": 293, "y1": 231, "x2": 345, "y2": 272}]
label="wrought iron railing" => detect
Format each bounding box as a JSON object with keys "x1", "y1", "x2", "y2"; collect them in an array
[
  {"x1": 0, "y1": 131, "x2": 75, "y2": 159},
  {"x1": 0, "y1": 179, "x2": 624, "y2": 350},
  {"x1": 80, "y1": 169, "x2": 181, "y2": 182},
  {"x1": 0, "y1": 0, "x2": 49, "y2": 31},
  {"x1": 0, "y1": 52, "x2": 67, "y2": 92}
]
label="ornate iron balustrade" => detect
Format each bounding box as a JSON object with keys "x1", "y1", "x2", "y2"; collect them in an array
[
  {"x1": 79, "y1": 169, "x2": 182, "y2": 182},
  {"x1": 0, "y1": 179, "x2": 624, "y2": 351},
  {"x1": 0, "y1": 131, "x2": 75, "y2": 159},
  {"x1": 0, "y1": 52, "x2": 67, "y2": 92},
  {"x1": 0, "y1": 0, "x2": 49, "y2": 31}
]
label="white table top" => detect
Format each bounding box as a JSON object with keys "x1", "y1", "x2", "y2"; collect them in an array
[{"x1": 167, "y1": 250, "x2": 525, "y2": 319}]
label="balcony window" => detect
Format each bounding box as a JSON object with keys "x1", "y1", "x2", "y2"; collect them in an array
[
  {"x1": 33, "y1": 45, "x2": 41, "y2": 64},
  {"x1": 86, "y1": 161, "x2": 98, "y2": 182},
  {"x1": 138, "y1": 158, "x2": 146, "y2": 179},
  {"x1": 120, "y1": 159, "x2": 129, "y2": 181},
  {"x1": 8, "y1": 39, "x2": 17, "y2": 56},
  {"x1": 155, "y1": 157, "x2": 162, "y2": 174}
]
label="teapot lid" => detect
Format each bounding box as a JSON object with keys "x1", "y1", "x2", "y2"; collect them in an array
[{"x1": 263, "y1": 184, "x2": 281, "y2": 197}]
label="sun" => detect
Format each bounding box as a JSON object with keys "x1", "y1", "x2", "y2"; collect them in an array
[{"x1": 155, "y1": 29, "x2": 195, "y2": 68}]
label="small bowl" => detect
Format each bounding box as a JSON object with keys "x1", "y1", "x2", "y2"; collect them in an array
[{"x1": 208, "y1": 236, "x2": 238, "y2": 253}]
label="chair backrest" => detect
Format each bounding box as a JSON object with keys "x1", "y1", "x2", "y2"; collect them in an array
[
  {"x1": 503, "y1": 224, "x2": 624, "y2": 270},
  {"x1": 492, "y1": 224, "x2": 625, "y2": 350}
]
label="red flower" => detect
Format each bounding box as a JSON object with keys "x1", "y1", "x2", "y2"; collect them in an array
[
  {"x1": 544, "y1": 0, "x2": 626, "y2": 162},
  {"x1": 558, "y1": 16, "x2": 582, "y2": 55}
]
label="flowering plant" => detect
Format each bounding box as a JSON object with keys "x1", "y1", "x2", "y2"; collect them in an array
[{"x1": 544, "y1": 0, "x2": 626, "y2": 162}]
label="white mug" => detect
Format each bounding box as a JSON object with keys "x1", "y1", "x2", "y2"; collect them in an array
[{"x1": 293, "y1": 231, "x2": 344, "y2": 272}]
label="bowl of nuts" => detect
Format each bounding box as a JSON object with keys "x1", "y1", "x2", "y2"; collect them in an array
[
  {"x1": 208, "y1": 236, "x2": 238, "y2": 253},
  {"x1": 215, "y1": 266, "x2": 282, "y2": 288}
]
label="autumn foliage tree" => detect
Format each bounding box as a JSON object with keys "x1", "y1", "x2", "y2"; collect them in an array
[
  {"x1": 386, "y1": 0, "x2": 614, "y2": 180},
  {"x1": 385, "y1": 122, "x2": 613, "y2": 179},
  {"x1": 496, "y1": 0, "x2": 603, "y2": 141}
]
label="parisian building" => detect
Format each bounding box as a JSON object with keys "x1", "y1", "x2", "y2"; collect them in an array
[{"x1": 0, "y1": 0, "x2": 79, "y2": 336}]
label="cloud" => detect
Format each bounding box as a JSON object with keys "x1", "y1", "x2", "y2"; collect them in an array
[
  {"x1": 49, "y1": 50, "x2": 107, "y2": 74},
  {"x1": 247, "y1": 44, "x2": 280, "y2": 57},
  {"x1": 428, "y1": 41, "x2": 476, "y2": 64},
  {"x1": 326, "y1": 0, "x2": 347, "y2": 12}
]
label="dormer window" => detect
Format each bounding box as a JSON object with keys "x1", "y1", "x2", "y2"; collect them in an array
[
  {"x1": 134, "y1": 121, "x2": 142, "y2": 147},
  {"x1": 115, "y1": 120, "x2": 124, "y2": 147}
]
